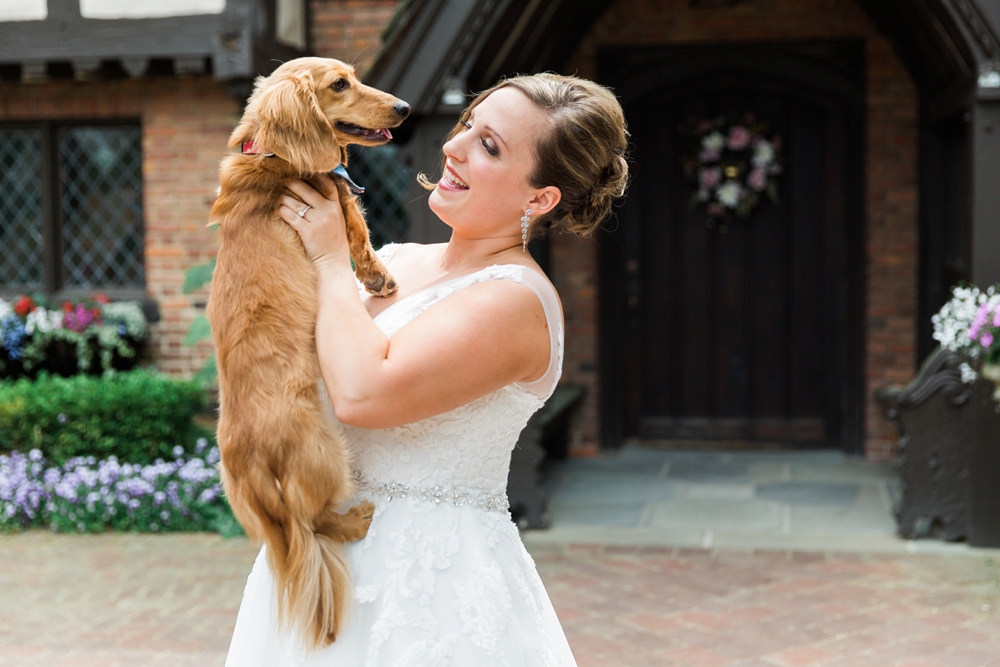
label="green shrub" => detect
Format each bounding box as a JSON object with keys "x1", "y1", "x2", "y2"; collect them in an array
[{"x1": 0, "y1": 371, "x2": 208, "y2": 465}]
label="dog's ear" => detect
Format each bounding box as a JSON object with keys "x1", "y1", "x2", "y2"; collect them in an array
[{"x1": 243, "y1": 72, "x2": 342, "y2": 173}]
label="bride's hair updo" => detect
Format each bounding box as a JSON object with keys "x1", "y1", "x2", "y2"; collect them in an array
[{"x1": 420, "y1": 73, "x2": 630, "y2": 238}]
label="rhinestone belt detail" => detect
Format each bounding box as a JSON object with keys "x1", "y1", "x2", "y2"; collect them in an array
[{"x1": 354, "y1": 471, "x2": 509, "y2": 513}]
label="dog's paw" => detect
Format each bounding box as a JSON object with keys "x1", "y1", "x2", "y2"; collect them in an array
[
  {"x1": 344, "y1": 501, "x2": 375, "y2": 541},
  {"x1": 364, "y1": 273, "x2": 398, "y2": 297}
]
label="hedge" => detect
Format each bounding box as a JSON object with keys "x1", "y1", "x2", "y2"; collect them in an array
[{"x1": 0, "y1": 371, "x2": 208, "y2": 465}]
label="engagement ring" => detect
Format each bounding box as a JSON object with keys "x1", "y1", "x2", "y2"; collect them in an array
[{"x1": 297, "y1": 205, "x2": 312, "y2": 218}]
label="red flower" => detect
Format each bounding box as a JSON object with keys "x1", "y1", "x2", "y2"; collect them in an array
[
  {"x1": 13, "y1": 296, "x2": 36, "y2": 318},
  {"x1": 62, "y1": 302, "x2": 73, "y2": 313},
  {"x1": 91, "y1": 293, "x2": 110, "y2": 304}
]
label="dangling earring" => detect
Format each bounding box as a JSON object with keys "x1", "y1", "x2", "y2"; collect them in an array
[{"x1": 521, "y1": 209, "x2": 532, "y2": 252}]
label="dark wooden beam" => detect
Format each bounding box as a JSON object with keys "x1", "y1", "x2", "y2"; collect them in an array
[
  {"x1": 971, "y1": 97, "x2": 1000, "y2": 285},
  {"x1": 0, "y1": 0, "x2": 300, "y2": 82}
]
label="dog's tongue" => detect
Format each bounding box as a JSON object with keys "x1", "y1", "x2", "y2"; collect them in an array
[{"x1": 379, "y1": 128, "x2": 393, "y2": 140}]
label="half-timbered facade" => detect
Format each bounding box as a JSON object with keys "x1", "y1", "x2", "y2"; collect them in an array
[{"x1": 3, "y1": 0, "x2": 999, "y2": 461}]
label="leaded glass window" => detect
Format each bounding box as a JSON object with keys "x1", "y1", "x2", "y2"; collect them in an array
[
  {"x1": 0, "y1": 129, "x2": 45, "y2": 289},
  {"x1": 349, "y1": 144, "x2": 412, "y2": 248},
  {"x1": 0, "y1": 121, "x2": 144, "y2": 295},
  {"x1": 60, "y1": 127, "x2": 144, "y2": 288}
]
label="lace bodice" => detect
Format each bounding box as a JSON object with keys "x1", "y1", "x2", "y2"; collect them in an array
[{"x1": 342, "y1": 244, "x2": 564, "y2": 497}]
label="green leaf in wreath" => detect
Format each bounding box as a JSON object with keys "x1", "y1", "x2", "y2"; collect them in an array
[{"x1": 766, "y1": 181, "x2": 781, "y2": 206}]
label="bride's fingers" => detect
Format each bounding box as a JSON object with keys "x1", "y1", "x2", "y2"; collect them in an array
[
  {"x1": 286, "y1": 179, "x2": 330, "y2": 209},
  {"x1": 277, "y1": 204, "x2": 304, "y2": 230},
  {"x1": 282, "y1": 195, "x2": 308, "y2": 215}
]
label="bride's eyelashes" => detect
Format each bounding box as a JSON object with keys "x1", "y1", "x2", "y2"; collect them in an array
[{"x1": 459, "y1": 119, "x2": 500, "y2": 157}]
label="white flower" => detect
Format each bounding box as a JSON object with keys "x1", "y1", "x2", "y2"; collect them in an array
[
  {"x1": 752, "y1": 140, "x2": 775, "y2": 167},
  {"x1": 959, "y1": 362, "x2": 979, "y2": 384},
  {"x1": 933, "y1": 285, "x2": 1000, "y2": 358},
  {"x1": 701, "y1": 131, "x2": 725, "y2": 152},
  {"x1": 100, "y1": 302, "x2": 147, "y2": 339},
  {"x1": 0, "y1": 299, "x2": 12, "y2": 321},
  {"x1": 24, "y1": 307, "x2": 60, "y2": 335},
  {"x1": 716, "y1": 180, "x2": 742, "y2": 208}
]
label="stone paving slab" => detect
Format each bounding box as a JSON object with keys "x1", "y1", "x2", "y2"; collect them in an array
[
  {"x1": 3, "y1": 532, "x2": 1000, "y2": 666},
  {"x1": 539, "y1": 448, "x2": 914, "y2": 550}
]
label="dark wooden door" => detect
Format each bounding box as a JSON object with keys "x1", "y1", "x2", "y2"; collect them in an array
[{"x1": 610, "y1": 68, "x2": 862, "y2": 449}]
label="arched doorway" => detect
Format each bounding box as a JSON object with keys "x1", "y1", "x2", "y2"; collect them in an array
[{"x1": 600, "y1": 41, "x2": 866, "y2": 452}]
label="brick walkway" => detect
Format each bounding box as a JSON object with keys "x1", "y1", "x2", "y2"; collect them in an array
[{"x1": 1, "y1": 532, "x2": 999, "y2": 666}]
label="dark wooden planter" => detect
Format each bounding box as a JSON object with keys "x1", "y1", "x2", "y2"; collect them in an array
[
  {"x1": 506, "y1": 384, "x2": 586, "y2": 530},
  {"x1": 0, "y1": 336, "x2": 145, "y2": 381},
  {"x1": 876, "y1": 348, "x2": 1000, "y2": 546}
]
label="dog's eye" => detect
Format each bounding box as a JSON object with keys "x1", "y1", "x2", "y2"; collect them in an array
[{"x1": 331, "y1": 78, "x2": 349, "y2": 92}]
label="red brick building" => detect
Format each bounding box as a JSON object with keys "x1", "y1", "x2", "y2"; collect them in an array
[{"x1": 2, "y1": 0, "x2": 999, "y2": 460}]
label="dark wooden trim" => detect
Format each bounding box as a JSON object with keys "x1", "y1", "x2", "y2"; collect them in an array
[
  {"x1": 971, "y1": 100, "x2": 1000, "y2": 286},
  {"x1": 0, "y1": 0, "x2": 304, "y2": 83}
]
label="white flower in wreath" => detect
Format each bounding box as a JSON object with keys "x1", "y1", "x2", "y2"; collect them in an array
[
  {"x1": 751, "y1": 140, "x2": 775, "y2": 167},
  {"x1": 701, "y1": 131, "x2": 725, "y2": 153},
  {"x1": 716, "y1": 180, "x2": 742, "y2": 208}
]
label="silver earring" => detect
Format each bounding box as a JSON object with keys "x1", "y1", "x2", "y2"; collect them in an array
[{"x1": 521, "y1": 209, "x2": 532, "y2": 252}]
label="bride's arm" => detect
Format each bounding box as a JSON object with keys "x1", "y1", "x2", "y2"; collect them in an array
[{"x1": 280, "y1": 176, "x2": 549, "y2": 430}]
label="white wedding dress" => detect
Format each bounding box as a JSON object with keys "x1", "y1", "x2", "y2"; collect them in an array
[{"x1": 225, "y1": 244, "x2": 578, "y2": 667}]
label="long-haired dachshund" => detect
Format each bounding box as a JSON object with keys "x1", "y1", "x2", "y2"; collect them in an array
[{"x1": 207, "y1": 57, "x2": 408, "y2": 648}]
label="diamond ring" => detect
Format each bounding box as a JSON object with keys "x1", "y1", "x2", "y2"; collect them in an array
[{"x1": 297, "y1": 205, "x2": 312, "y2": 218}]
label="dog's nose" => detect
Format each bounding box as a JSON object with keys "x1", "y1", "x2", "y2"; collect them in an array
[{"x1": 394, "y1": 102, "x2": 410, "y2": 119}]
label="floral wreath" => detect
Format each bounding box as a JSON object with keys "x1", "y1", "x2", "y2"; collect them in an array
[{"x1": 682, "y1": 113, "x2": 783, "y2": 228}]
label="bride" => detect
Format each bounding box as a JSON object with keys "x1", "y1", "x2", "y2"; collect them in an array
[{"x1": 224, "y1": 72, "x2": 629, "y2": 667}]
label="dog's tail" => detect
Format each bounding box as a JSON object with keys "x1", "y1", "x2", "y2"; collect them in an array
[
  {"x1": 230, "y1": 463, "x2": 352, "y2": 648},
  {"x1": 279, "y1": 518, "x2": 352, "y2": 648}
]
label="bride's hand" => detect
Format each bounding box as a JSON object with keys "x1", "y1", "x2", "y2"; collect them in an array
[{"x1": 279, "y1": 175, "x2": 351, "y2": 267}]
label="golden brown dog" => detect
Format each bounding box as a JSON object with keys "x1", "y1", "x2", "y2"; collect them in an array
[{"x1": 207, "y1": 57, "x2": 408, "y2": 648}]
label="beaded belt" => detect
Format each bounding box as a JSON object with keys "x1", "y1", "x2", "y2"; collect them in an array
[{"x1": 354, "y1": 471, "x2": 509, "y2": 513}]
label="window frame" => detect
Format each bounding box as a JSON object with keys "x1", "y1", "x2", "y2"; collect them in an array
[{"x1": 0, "y1": 118, "x2": 145, "y2": 301}]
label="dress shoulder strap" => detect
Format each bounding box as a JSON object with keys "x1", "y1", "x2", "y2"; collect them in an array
[
  {"x1": 368, "y1": 262, "x2": 564, "y2": 401},
  {"x1": 508, "y1": 267, "x2": 564, "y2": 401}
]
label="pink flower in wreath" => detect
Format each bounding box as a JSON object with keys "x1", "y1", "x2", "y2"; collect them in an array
[
  {"x1": 727, "y1": 126, "x2": 751, "y2": 150},
  {"x1": 748, "y1": 167, "x2": 768, "y2": 192},
  {"x1": 699, "y1": 167, "x2": 722, "y2": 188},
  {"x1": 982, "y1": 332, "x2": 995, "y2": 348}
]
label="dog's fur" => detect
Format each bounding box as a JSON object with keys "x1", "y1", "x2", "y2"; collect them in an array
[{"x1": 207, "y1": 57, "x2": 406, "y2": 648}]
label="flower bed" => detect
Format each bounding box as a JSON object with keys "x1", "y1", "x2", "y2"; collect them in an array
[
  {"x1": 0, "y1": 438, "x2": 242, "y2": 536},
  {"x1": 0, "y1": 294, "x2": 147, "y2": 379}
]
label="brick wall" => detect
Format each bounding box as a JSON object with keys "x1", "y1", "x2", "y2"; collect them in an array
[
  {"x1": 0, "y1": 77, "x2": 241, "y2": 378},
  {"x1": 557, "y1": 0, "x2": 919, "y2": 460},
  {"x1": 310, "y1": 0, "x2": 399, "y2": 74},
  {"x1": 0, "y1": 2, "x2": 402, "y2": 381}
]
